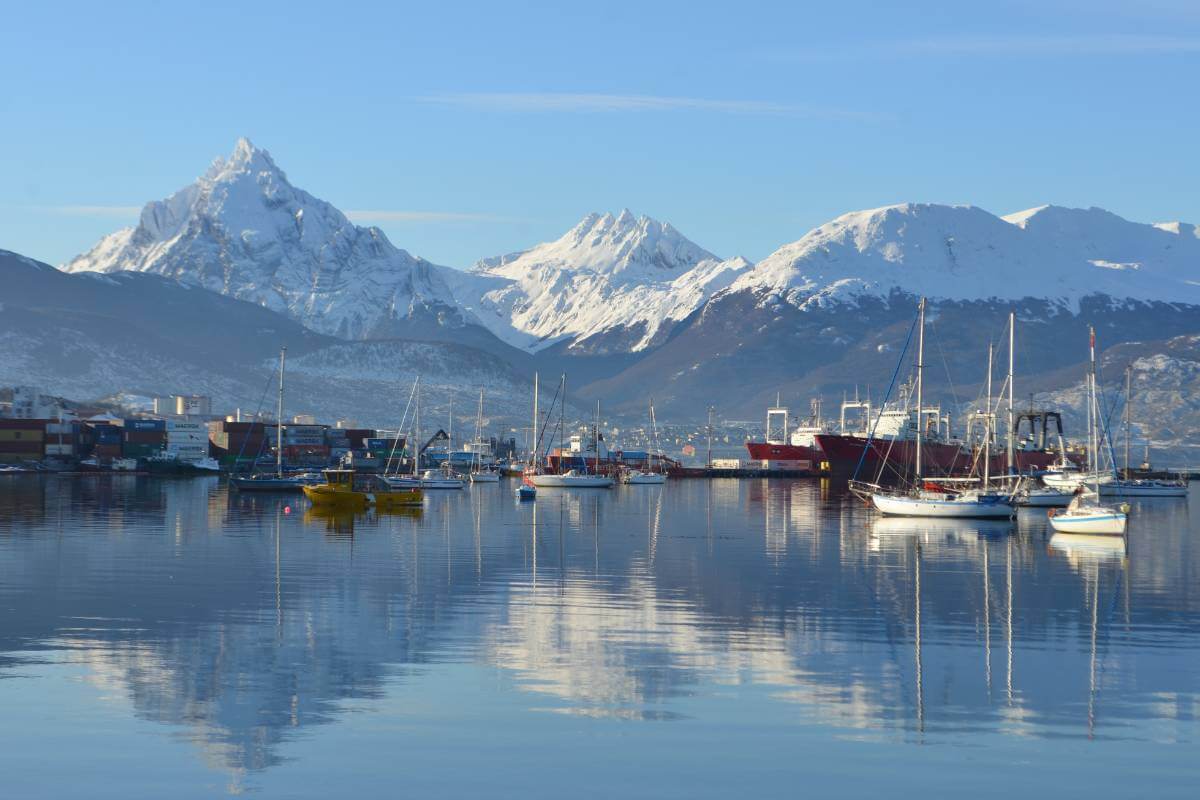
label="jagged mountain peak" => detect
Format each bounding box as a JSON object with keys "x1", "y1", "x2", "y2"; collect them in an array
[
  {"x1": 59, "y1": 140, "x2": 464, "y2": 340},
  {"x1": 202, "y1": 137, "x2": 283, "y2": 183},
  {"x1": 487, "y1": 210, "x2": 717, "y2": 279}
]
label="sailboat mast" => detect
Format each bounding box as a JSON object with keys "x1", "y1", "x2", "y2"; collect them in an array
[
  {"x1": 1089, "y1": 326, "x2": 1098, "y2": 493},
  {"x1": 1007, "y1": 310, "x2": 1015, "y2": 476},
  {"x1": 276, "y1": 346, "x2": 286, "y2": 478},
  {"x1": 984, "y1": 342, "x2": 992, "y2": 485},
  {"x1": 915, "y1": 298, "x2": 926, "y2": 481},
  {"x1": 413, "y1": 378, "x2": 421, "y2": 477},
  {"x1": 1124, "y1": 365, "x2": 1131, "y2": 477},
  {"x1": 531, "y1": 372, "x2": 539, "y2": 470}
]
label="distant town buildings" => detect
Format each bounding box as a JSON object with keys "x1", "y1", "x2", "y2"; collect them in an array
[{"x1": 10, "y1": 386, "x2": 59, "y2": 419}]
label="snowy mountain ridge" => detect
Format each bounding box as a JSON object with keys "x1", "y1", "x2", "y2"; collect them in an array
[
  {"x1": 62, "y1": 138, "x2": 466, "y2": 340},
  {"x1": 455, "y1": 210, "x2": 751, "y2": 352},
  {"x1": 728, "y1": 202, "x2": 1200, "y2": 311}
]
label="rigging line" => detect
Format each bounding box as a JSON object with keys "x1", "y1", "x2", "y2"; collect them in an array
[
  {"x1": 385, "y1": 378, "x2": 419, "y2": 475},
  {"x1": 233, "y1": 362, "x2": 279, "y2": 466},
  {"x1": 854, "y1": 309, "x2": 920, "y2": 484}
]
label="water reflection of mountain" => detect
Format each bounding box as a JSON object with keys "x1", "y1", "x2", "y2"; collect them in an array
[{"x1": 1, "y1": 477, "x2": 1198, "y2": 784}]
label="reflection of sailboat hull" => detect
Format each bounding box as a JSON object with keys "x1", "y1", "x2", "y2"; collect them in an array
[
  {"x1": 871, "y1": 515, "x2": 1014, "y2": 538},
  {"x1": 1049, "y1": 532, "x2": 1127, "y2": 559}
]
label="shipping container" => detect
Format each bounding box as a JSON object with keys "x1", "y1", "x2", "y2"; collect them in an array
[
  {"x1": 44, "y1": 444, "x2": 75, "y2": 456},
  {"x1": 711, "y1": 458, "x2": 742, "y2": 469},
  {"x1": 93, "y1": 426, "x2": 121, "y2": 444},
  {"x1": 0, "y1": 429, "x2": 44, "y2": 442},
  {"x1": 124, "y1": 430, "x2": 166, "y2": 444},
  {"x1": 123, "y1": 419, "x2": 166, "y2": 431},
  {"x1": 166, "y1": 420, "x2": 205, "y2": 432},
  {"x1": 0, "y1": 441, "x2": 43, "y2": 454}
]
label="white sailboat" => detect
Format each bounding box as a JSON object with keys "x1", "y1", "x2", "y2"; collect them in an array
[
  {"x1": 1097, "y1": 367, "x2": 1187, "y2": 498},
  {"x1": 530, "y1": 375, "x2": 613, "y2": 489},
  {"x1": 469, "y1": 388, "x2": 500, "y2": 483},
  {"x1": 516, "y1": 374, "x2": 538, "y2": 500},
  {"x1": 870, "y1": 298, "x2": 1015, "y2": 519},
  {"x1": 1049, "y1": 328, "x2": 1128, "y2": 535},
  {"x1": 623, "y1": 399, "x2": 667, "y2": 485},
  {"x1": 383, "y1": 380, "x2": 464, "y2": 490}
]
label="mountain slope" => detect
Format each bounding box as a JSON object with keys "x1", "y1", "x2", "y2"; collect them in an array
[
  {"x1": 1, "y1": 249, "x2": 535, "y2": 426},
  {"x1": 452, "y1": 211, "x2": 751, "y2": 353},
  {"x1": 61, "y1": 139, "x2": 469, "y2": 341},
  {"x1": 731, "y1": 203, "x2": 1200, "y2": 308}
]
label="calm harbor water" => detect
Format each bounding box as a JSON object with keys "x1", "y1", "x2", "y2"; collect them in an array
[{"x1": 0, "y1": 475, "x2": 1197, "y2": 797}]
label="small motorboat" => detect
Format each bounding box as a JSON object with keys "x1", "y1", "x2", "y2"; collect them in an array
[
  {"x1": 303, "y1": 469, "x2": 423, "y2": 509},
  {"x1": 515, "y1": 482, "x2": 536, "y2": 500}
]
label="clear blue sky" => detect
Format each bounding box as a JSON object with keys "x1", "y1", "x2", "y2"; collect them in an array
[{"x1": 2, "y1": 0, "x2": 1198, "y2": 268}]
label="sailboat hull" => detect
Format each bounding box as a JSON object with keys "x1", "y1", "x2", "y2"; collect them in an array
[
  {"x1": 1099, "y1": 480, "x2": 1187, "y2": 498},
  {"x1": 469, "y1": 472, "x2": 500, "y2": 483},
  {"x1": 531, "y1": 474, "x2": 614, "y2": 488},
  {"x1": 1048, "y1": 510, "x2": 1127, "y2": 535},
  {"x1": 872, "y1": 493, "x2": 1014, "y2": 518}
]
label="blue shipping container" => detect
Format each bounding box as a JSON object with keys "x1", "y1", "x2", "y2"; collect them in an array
[{"x1": 124, "y1": 419, "x2": 166, "y2": 431}]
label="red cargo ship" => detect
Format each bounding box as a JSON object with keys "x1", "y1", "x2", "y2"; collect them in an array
[{"x1": 744, "y1": 402, "x2": 824, "y2": 471}]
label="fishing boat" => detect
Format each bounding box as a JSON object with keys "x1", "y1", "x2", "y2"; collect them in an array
[
  {"x1": 1048, "y1": 328, "x2": 1128, "y2": 536},
  {"x1": 864, "y1": 299, "x2": 1014, "y2": 519},
  {"x1": 303, "y1": 469, "x2": 423, "y2": 509}
]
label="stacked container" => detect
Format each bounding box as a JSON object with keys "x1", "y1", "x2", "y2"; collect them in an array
[
  {"x1": 0, "y1": 419, "x2": 46, "y2": 463},
  {"x1": 165, "y1": 420, "x2": 209, "y2": 463},
  {"x1": 44, "y1": 420, "x2": 79, "y2": 457},
  {"x1": 122, "y1": 418, "x2": 166, "y2": 460}
]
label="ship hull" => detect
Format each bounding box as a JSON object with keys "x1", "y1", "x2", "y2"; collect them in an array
[
  {"x1": 814, "y1": 434, "x2": 966, "y2": 476},
  {"x1": 745, "y1": 442, "x2": 820, "y2": 461}
]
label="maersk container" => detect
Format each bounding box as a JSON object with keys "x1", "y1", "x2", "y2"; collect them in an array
[{"x1": 166, "y1": 420, "x2": 205, "y2": 432}]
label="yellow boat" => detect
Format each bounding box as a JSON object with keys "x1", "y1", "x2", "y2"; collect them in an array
[{"x1": 302, "y1": 469, "x2": 423, "y2": 509}]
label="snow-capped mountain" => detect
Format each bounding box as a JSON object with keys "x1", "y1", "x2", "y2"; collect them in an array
[
  {"x1": 730, "y1": 203, "x2": 1200, "y2": 308},
  {"x1": 62, "y1": 139, "x2": 466, "y2": 340},
  {"x1": 1, "y1": 249, "x2": 536, "y2": 427},
  {"x1": 451, "y1": 210, "x2": 751, "y2": 353}
]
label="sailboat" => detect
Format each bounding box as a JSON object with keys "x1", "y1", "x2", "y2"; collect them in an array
[
  {"x1": 869, "y1": 299, "x2": 1014, "y2": 519},
  {"x1": 382, "y1": 379, "x2": 464, "y2": 490},
  {"x1": 530, "y1": 376, "x2": 614, "y2": 488},
  {"x1": 231, "y1": 347, "x2": 321, "y2": 492},
  {"x1": 469, "y1": 388, "x2": 500, "y2": 483},
  {"x1": 516, "y1": 374, "x2": 538, "y2": 500},
  {"x1": 623, "y1": 399, "x2": 667, "y2": 484},
  {"x1": 1049, "y1": 328, "x2": 1128, "y2": 535},
  {"x1": 1097, "y1": 366, "x2": 1187, "y2": 498}
]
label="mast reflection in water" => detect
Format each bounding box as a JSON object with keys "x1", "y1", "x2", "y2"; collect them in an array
[{"x1": 0, "y1": 475, "x2": 1197, "y2": 797}]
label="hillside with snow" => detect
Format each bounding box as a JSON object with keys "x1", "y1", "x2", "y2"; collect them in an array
[
  {"x1": 730, "y1": 203, "x2": 1200, "y2": 309},
  {"x1": 451, "y1": 211, "x2": 751, "y2": 353},
  {"x1": 62, "y1": 139, "x2": 468, "y2": 340}
]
